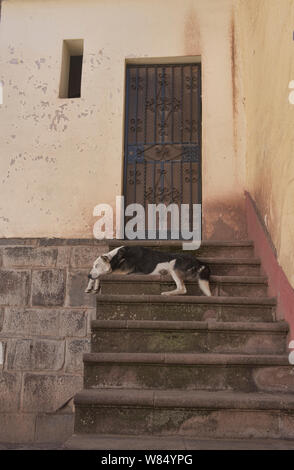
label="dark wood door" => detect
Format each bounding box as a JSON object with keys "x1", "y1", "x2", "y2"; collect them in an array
[{"x1": 123, "y1": 63, "x2": 202, "y2": 239}]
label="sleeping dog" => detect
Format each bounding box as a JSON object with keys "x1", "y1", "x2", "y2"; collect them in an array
[{"x1": 85, "y1": 245, "x2": 211, "y2": 297}]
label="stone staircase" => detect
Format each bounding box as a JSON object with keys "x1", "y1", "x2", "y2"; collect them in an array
[{"x1": 65, "y1": 241, "x2": 294, "y2": 449}]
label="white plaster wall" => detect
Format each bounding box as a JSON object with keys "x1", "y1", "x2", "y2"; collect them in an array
[{"x1": 0, "y1": 0, "x2": 242, "y2": 238}]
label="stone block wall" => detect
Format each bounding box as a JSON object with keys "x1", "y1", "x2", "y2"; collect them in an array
[{"x1": 0, "y1": 239, "x2": 108, "y2": 443}]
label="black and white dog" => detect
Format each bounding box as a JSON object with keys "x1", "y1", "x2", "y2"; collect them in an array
[{"x1": 85, "y1": 246, "x2": 211, "y2": 297}]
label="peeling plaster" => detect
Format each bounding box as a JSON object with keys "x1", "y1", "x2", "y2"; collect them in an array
[
  {"x1": 9, "y1": 58, "x2": 23, "y2": 65},
  {"x1": 49, "y1": 105, "x2": 69, "y2": 131},
  {"x1": 2, "y1": 153, "x2": 57, "y2": 184},
  {"x1": 35, "y1": 58, "x2": 46, "y2": 69}
]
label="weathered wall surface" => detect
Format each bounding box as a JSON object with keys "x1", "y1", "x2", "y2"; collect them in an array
[
  {"x1": 235, "y1": 0, "x2": 294, "y2": 289},
  {"x1": 0, "y1": 0, "x2": 246, "y2": 240},
  {"x1": 0, "y1": 239, "x2": 107, "y2": 442}
]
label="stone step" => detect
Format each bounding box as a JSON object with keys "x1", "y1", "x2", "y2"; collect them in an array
[
  {"x1": 96, "y1": 294, "x2": 276, "y2": 322},
  {"x1": 100, "y1": 274, "x2": 268, "y2": 297},
  {"x1": 91, "y1": 320, "x2": 288, "y2": 355},
  {"x1": 108, "y1": 240, "x2": 255, "y2": 259},
  {"x1": 64, "y1": 433, "x2": 294, "y2": 450},
  {"x1": 73, "y1": 389, "x2": 294, "y2": 439},
  {"x1": 199, "y1": 258, "x2": 261, "y2": 276},
  {"x1": 69, "y1": 238, "x2": 292, "y2": 444},
  {"x1": 83, "y1": 352, "x2": 292, "y2": 393}
]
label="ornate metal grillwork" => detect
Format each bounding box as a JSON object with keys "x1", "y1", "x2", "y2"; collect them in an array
[{"x1": 123, "y1": 63, "x2": 202, "y2": 238}]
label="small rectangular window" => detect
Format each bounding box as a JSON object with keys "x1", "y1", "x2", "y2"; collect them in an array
[
  {"x1": 59, "y1": 39, "x2": 84, "y2": 98},
  {"x1": 68, "y1": 56, "x2": 83, "y2": 98}
]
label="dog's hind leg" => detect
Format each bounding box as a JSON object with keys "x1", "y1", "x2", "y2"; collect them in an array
[
  {"x1": 198, "y1": 265, "x2": 212, "y2": 297},
  {"x1": 85, "y1": 279, "x2": 94, "y2": 293},
  {"x1": 161, "y1": 263, "x2": 187, "y2": 296},
  {"x1": 198, "y1": 279, "x2": 211, "y2": 296}
]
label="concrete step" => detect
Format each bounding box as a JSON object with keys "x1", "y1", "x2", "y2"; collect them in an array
[
  {"x1": 199, "y1": 258, "x2": 261, "y2": 276},
  {"x1": 108, "y1": 240, "x2": 255, "y2": 259},
  {"x1": 100, "y1": 274, "x2": 268, "y2": 297},
  {"x1": 96, "y1": 294, "x2": 276, "y2": 322},
  {"x1": 64, "y1": 433, "x2": 294, "y2": 450},
  {"x1": 91, "y1": 320, "x2": 288, "y2": 355},
  {"x1": 83, "y1": 352, "x2": 293, "y2": 393},
  {"x1": 73, "y1": 389, "x2": 294, "y2": 439}
]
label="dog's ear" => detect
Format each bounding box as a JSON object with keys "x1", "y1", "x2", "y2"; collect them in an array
[
  {"x1": 101, "y1": 255, "x2": 110, "y2": 263},
  {"x1": 117, "y1": 246, "x2": 126, "y2": 257}
]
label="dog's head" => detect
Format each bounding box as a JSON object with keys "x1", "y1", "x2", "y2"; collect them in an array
[{"x1": 88, "y1": 255, "x2": 112, "y2": 280}]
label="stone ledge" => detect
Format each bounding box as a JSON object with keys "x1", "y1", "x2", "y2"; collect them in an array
[
  {"x1": 83, "y1": 352, "x2": 289, "y2": 366},
  {"x1": 108, "y1": 240, "x2": 254, "y2": 247},
  {"x1": 100, "y1": 274, "x2": 268, "y2": 284},
  {"x1": 74, "y1": 388, "x2": 294, "y2": 410},
  {"x1": 64, "y1": 433, "x2": 294, "y2": 450},
  {"x1": 91, "y1": 319, "x2": 288, "y2": 332},
  {"x1": 96, "y1": 294, "x2": 277, "y2": 305}
]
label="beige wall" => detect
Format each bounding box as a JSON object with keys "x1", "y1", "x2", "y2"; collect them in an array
[
  {"x1": 0, "y1": 0, "x2": 246, "y2": 239},
  {"x1": 235, "y1": 0, "x2": 294, "y2": 288}
]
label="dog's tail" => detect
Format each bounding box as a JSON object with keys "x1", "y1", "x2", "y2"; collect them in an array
[{"x1": 188, "y1": 263, "x2": 212, "y2": 297}]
